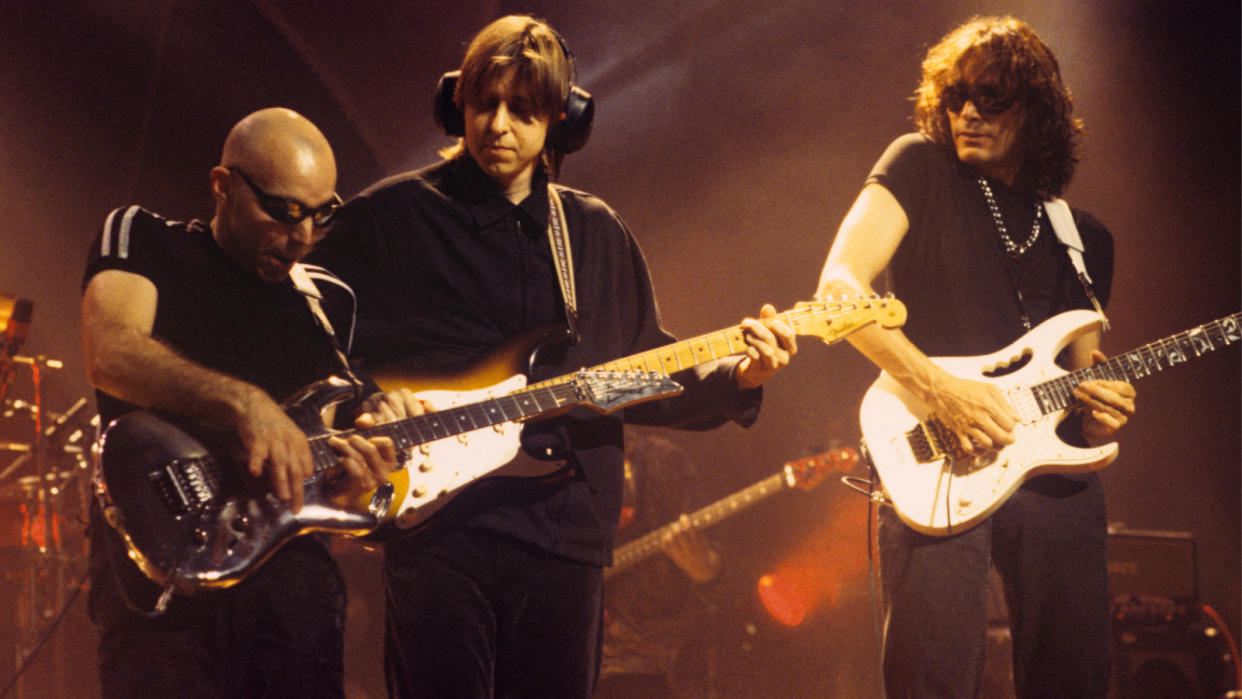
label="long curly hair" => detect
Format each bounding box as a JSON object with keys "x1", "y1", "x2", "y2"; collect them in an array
[{"x1": 913, "y1": 16, "x2": 1082, "y2": 197}]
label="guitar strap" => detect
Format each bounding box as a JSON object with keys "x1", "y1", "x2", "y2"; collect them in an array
[
  {"x1": 289, "y1": 263, "x2": 365, "y2": 389},
  {"x1": 1045, "y1": 198, "x2": 1110, "y2": 331},
  {"x1": 546, "y1": 185, "x2": 580, "y2": 342}
]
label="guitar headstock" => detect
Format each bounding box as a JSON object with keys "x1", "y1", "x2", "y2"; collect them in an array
[
  {"x1": 789, "y1": 296, "x2": 907, "y2": 345},
  {"x1": 786, "y1": 446, "x2": 859, "y2": 491},
  {"x1": 572, "y1": 370, "x2": 684, "y2": 413}
]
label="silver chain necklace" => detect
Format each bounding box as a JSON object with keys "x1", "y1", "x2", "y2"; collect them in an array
[{"x1": 977, "y1": 176, "x2": 1042, "y2": 257}]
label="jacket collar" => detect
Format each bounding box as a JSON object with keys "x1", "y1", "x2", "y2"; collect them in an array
[{"x1": 449, "y1": 155, "x2": 550, "y2": 234}]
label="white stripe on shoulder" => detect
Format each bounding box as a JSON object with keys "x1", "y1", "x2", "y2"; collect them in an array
[{"x1": 100, "y1": 205, "x2": 142, "y2": 260}]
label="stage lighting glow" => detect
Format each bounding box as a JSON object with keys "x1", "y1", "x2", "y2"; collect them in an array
[{"x1": 756, "y1": 491, "x2": 871, "y2": 627}]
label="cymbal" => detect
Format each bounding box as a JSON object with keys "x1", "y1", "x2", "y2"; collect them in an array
[
  {"x1": 0, "y1": 295, "x2": 32, "y2": 362},
  {"x1": 0, "y1": 294, "x2": 32, "y2": 339}
]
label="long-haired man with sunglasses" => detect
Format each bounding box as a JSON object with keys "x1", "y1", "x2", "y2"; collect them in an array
[
  {"x1": 816, "y1": 17, "x2": 1136, "y2": 697},
  {"x1": 81, "y1": 107, "x2": 413, "y2": 697}
]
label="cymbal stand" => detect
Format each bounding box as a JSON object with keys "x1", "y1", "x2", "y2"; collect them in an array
[{"x1": 0, "y1": 355, "x2": 82, "y2": 699}]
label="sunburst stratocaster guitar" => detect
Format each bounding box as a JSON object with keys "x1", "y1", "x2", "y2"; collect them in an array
[
  {"x1": 366, "y1": 296, "x2": 906, "y2": 539},
  {"x1": 861, "y1": 309, "x2": 1241, "y2": 536},
  {"x1": 605, "y1": 447, "x2": 857, "y2": 580},
  {"x1": 96, "y1": 370, "x2": 680, "y2": 593}
]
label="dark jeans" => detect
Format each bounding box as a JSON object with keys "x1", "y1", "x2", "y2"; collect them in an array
[
  {"x1": 91, "y1": 531, "x2": 346, "y2": 699},
  {"x1": 383, "y1": 527, "x2": 604, "y2": 698},
  {"x1": 879, "y1": 473, "x2": 1110, "y2": 699}
]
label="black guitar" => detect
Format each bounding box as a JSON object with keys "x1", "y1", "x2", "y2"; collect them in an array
[{"x1": 97, "y1": 370, "x2": 682, "y2": 593}]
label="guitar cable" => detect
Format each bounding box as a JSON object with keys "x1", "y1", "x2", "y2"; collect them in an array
[
  {"x1": 846, "y1": 440, "x2": 888, "y2": 699},
  {"x1": 105, "y1": 509, "x2": 199, "y2": 618},
  {"x1": 108, "y1": 550, "x2": 182, "y2": 619}
]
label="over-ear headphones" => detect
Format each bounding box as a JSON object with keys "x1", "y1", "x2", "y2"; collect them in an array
[{"x1": 432, "y1": 29, "x2": 594, "y2": 153}]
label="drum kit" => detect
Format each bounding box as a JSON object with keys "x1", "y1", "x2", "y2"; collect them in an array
[{"x1": 0, "y1": 292, "x2": 95, "y2": 691}]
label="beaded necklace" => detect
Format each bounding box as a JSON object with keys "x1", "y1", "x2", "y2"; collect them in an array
[{"x1": 977, "y1": 175, "x2": 1042, "y2": 257}]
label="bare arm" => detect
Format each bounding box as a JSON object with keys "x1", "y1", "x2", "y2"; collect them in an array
[
  {"x1": 83, "y1": 269, "x2": 315, "y2": 510},
  {"x1": 815, "y1": 183, "x2": 1017, "y2": 453}
]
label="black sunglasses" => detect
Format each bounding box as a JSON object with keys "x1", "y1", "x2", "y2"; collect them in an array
[
  {"x1": 941, "y1": 82, "x2": 1020, "y2": 116},
  {"x1": 228, "y1": 167, "x2": 342, "y2": 227}
]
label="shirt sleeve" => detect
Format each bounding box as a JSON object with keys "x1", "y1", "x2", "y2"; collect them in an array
[
  {"x1": 83, "y1": 206, "x2": 176, "y2": 292},
  {"x1": 864, "y1": 133, "x2": 945, "y2": 229}
]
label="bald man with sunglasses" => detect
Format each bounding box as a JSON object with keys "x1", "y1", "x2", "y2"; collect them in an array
[{"x1": 82, "y1": 107, "x2": 414, "y2": 697}]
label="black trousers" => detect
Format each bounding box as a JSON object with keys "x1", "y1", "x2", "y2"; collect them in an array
[
  {"x1": 91, "y1": 532, "x2": 346, "y2": 699},
  {"x1": 383, "y1": 527, "x2": 604, "y2": 698},
  {"x1": 879, "y1": 473, "x2": 1111, "y2": 699}
]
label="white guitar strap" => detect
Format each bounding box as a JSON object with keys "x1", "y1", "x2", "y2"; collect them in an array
[
  {"x1": 289, "y1": 263, "x2": 363, "y2": 387},
  {"x1": 1045, "y1": 198, "x2": 1110, "y2": 331},
  {"x1": 546, "y1": 185, "x2": 580, "y2": 342}
]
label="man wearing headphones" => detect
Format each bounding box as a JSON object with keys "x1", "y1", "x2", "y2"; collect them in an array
[{"x1": 309, "y1": 15, "x2": 795, "y2": 698}]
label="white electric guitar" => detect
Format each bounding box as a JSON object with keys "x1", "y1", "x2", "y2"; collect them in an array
[{"x1": 861, "y1": 309, "x2": 1241, "y2": 536}]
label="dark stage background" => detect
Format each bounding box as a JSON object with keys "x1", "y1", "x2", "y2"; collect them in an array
[{"x1": 0, "y1": 1, "x2": 1237, "y2": 696}]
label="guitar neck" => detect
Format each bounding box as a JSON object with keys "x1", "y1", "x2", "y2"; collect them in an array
[
  {"x1": 530, "y1": 298, "x2": 902, "y2": 390},
  {"x1": 306, "y1": 382, "x2": 579, "y2": 471},
  {"x1": 608, "y1": 467, "x2": 794, "y2": 577},
  {"x1": 1029, "y1": 312, "x2": 1242, "y2": 415},
  {"x1": 574, "y1": 323, "x2": 754, "y2": 379}
]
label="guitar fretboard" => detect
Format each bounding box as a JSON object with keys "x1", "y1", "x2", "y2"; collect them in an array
[
  {"x1": 609, "y1": 468, "x2": 794, "y2": 574},
  {"x1": 530, "y1": 297, "x2": 903, "y2": 390},
  {"x1": 306, "y1": 382, "x2": 580, "y2": 472},
  {"x1": 1029, "y1": 312, "x2": 1242, "y2": 415}
]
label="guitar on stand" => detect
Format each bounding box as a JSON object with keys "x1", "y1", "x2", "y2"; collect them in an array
[{"x1": 860, "y1": 309, "x2": 1242, "y2": 536}]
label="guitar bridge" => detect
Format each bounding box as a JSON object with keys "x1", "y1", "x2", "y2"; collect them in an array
[
  {"x1": 907, "y1": 424, "x2": 938, "y2": 462},
  {"x1": 906, "y1": 419, "x2": 968, "y2": 463},
  {"x1": 148, "y1": 457, "x2": 228, "y2": 515}
]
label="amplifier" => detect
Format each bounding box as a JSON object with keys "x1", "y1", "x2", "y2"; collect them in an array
[{"x1": 1107, "y1": 527, "x2": 1197, "y2": 617}]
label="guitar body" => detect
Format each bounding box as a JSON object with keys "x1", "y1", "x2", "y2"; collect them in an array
[
  {"x1": 96, "y1": 378, "x2": 385, "y2": 593},
  {"x1": 362, "y1": 374, "x2": 564, "y2": 539},
  {"x1": 861, "y1": 310, "x2": 1117, "y2": 536},
  {"x1": 365, "y1": 324, "x2": 567, "y2": 394},
  {"x1": 361, "y1": 327, "x2": 571, "y2": 539}
]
